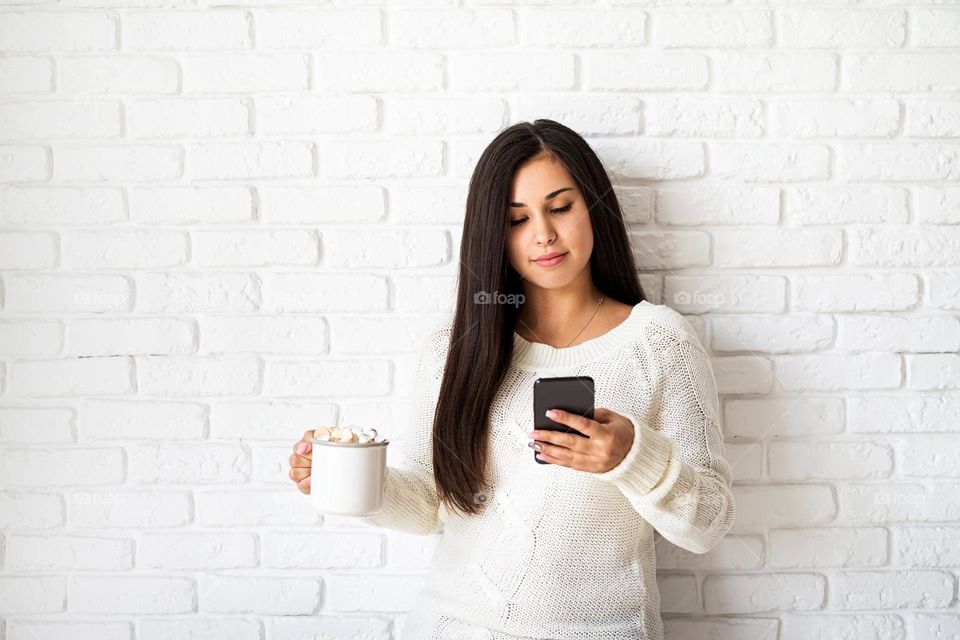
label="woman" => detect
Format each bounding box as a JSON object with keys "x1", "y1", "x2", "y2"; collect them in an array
[{"x1": 289, "y1": 119, "x2": 735, "y2": 639}]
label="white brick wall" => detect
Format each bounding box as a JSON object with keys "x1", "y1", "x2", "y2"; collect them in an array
[{"x1": 0, "y1": 2, "x2": 958, "y2": 639}]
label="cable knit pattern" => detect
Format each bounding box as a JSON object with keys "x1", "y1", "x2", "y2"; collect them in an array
[{"x1": 357, "y1": 301, "x2": 735, "y2": 640}]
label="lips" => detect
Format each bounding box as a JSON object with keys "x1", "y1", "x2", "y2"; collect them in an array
[
  {"x1": 533, "y1": 251, "x2": 568, "y2": 267},
  {"x1": 535, "y1": 252, "x2": 565, "y2": 261}
]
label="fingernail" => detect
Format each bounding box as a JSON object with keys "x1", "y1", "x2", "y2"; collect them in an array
[
  {"x1": 546, "y1": 409, "x2": 559, "y2": 418},
  {"x1": 296, "y1": 443, "x2": 306, "y2": 454},
  {"x1": 528, "y1": 442, "x2": 542, "y2": 451}
]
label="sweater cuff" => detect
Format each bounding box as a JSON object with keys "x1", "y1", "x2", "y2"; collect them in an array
[{"x1": 592, "y1": 414, "x2": 675, "y2": 495}]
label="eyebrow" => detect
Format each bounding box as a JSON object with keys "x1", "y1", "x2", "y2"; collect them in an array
[{"x1": 509, "y1": 187, "x2": 574, "y2": 208}]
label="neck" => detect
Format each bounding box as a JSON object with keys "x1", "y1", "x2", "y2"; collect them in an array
[{"x1": 515, "y1": 279, "x2": 604, "y2": 341}]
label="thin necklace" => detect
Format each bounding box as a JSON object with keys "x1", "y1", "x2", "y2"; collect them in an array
[{"x1": 564, "y1": 293, "x2": 604, "y2": 347}]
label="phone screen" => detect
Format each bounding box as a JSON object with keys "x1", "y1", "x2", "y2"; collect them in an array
[{"x1": 533, "y1": 376, "x2": 595, "y2": 464}]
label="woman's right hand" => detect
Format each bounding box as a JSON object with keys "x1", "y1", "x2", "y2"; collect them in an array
[{"x1": 289, "y1": 429, "x2": 314, "y2": 494}]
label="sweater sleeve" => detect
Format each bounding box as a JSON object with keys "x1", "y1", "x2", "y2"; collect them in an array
[
  {"x1": 353, "y1": 325, "x2": 449, "y2": 535},
  {"x1": 592, "y1": 319, "x2": 735, "y2": 555}
]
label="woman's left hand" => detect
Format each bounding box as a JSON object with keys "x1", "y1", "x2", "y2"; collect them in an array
[{"x1": 527, "y1": 407, "x2": 634, "y2": 473}]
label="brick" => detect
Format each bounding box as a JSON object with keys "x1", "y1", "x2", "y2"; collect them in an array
[
  {"x1": 779, "y1": 8, "x2": 904, "y2": 47},
  {"x1": 190, "y1": 141, "x2": 313, "y2": 180},
  {"x1": 665, "y1": 274, "x2": 786, "y2": 313},
  {"x1": 522, "y1": 9, "x2": 643, "y2": 47},
  {"x1": 256, "y1": 9, "x2": 380, "y2": 49},
  {"x1": 840, "y1": 483, "x2": 960, "y2": 522},
  {"x1": 784, "y1": 186, "x2": 908, "y2": 224},
  {"x1": 323, "y1": 229, "x2": 448, "y2": 268},
  {"x1": 656, "y1": 186, "x2": 780, "y2": 225},
  {"x1": 907, "y1": 354, "x2": 960, "y2": 390},
  {"x1": 830, "y1": 570, "x2": 954, "y2": 609},
  {"x1": 137, "y1": 356, "x2": 262, "y2": 397},
  {"x1": 136, "y1": 272, "x2": 261, "y2": 313},
  {"x1": 724, "y1": 397, "x2": 844, "y2": 440},
  {"x1": 130, "y1": 186, "x2": 253, "y2": 224},
  {"x1": 893, "y1": 525, "x2": 960, "y2": 567},
  {"x1": 0, "y1": 145, "x2": 50, "y2": 181},
  {"x1": 59, "y1": 56, "x2": 179, "y2": 94},
  {"x1": 646, "y1": 97, "x2": 764, "y2": 138},
  {"x1": 656, "y1": 10, "x2": 772, "y2": 48},
  {"x1": 713, "y1": 228, "x2": 842, "y2": 267},
  {"x1": 781, "y1": 614, "x2": 904, "y2": 640},
  {"x1": 70, "y1": 576, "x2": 194, "y2": 614},
  {"x1": 261, "y1": 531, "x2": 381, "y2": 569},
  {"x1": 1, "y1": 186, "x2": 126, "y2": 225},
  {"x1": 732, "y1": 485, "x2": 836, "y2": 531},
  {"x1": 69, "y1": 490, "x2": 192, "y2": 529},
  {"x1": 199, "y1": 316, "x2": 328, "y2": 355},
  {"x1": 256, "y1": 95, "x2": 377, "y2": 135},
  {"x1": 771, "y1": 98, "x2": 899, "y2": 137},
  {"x1": 320, "y1": 139, "x2": 442, "y2": 179},
  {"x1": 124, "y1": 10, "x2": 251, "y2": 50},
  {"x1": 844, "y1": 53, "x2": 960, "y2": 92},
  {"x1": 81, "y1": 399, "x2": 206, "y2": 441},
  {"x1": 837, "y1": 314, "x2": 960, "y2": 352},
  {"x1": 192, "y1": 230, "x2": 318, "y2": 267},
  {"x1": 139, "y1": 532, "x2": 257, "y2": 569},
  {"x1": 768, "y1": 441, "x2": 893, "y2": 480},
  {"x1": 711, "y1": 314, "x2": 834, "y2": 353},
  {"x1": 704, "y1": 573, "x2": 825, "y2": 614},
  {"x1": 586, "y1": 52, "x2": 708, "y2": 91},
  {"x1": 0, "y1": 407, "x2": 74, "y2": 443},
  {"x1": 0, "y1": 56, "x2": 53, "y2": 93},
  {"x1": 769, "y1": 527, "x2": 888, "y2": 568},
  {"x1": 0, "y1": 12, "x2": 115, "y2": 52},
  {"x1": 128, "y1": 442, "x2": 250, "y2": 484},
  {"x1": 712, "y1": 142, "x2": 830, "y2": 182},
  {"x1": 792, "y1": 273, "x2": 919, "y2": 311},
  {"x1": 715, "y1": 52, "x2": 836, "y2": 92},
  {"x1": 210, "y1": 401, "x2": 338, "y2": 440},
  {"x1": 1, "y1": 447, "x2": 124, "y2": 486},
  {"x1": 183, "y1": 53, "x2": 309, "y2": 93},
  {"x1": 128, "y1": 99, "x2": 250, "y2": 138},
  {"x1": 0, "y1": 576, "x2": 65, "y2": 613},
  {"x1": 63, "y1": 230, "x2": 188, "y2": 269},
  {"x1": 849, "y1": 394, "x2": 960, "y2": 434},
  {"x1": 0, "y1": 232, "x2": 57, "y2": 269},
  {"x1": 53, "y1": 145, "x2": 182, "y2": 182},
  {"x1": 10, "y1": 357, "x2": 133, "y2": 397},
  {"x1": 0, "y1": 101, "x2": 121, "y2": 140},
  {"x1": 197, "y1": 489, "x2": 319, "y2": 527},
  {"x1": 316, "y1": 51, "x2": 442, "y2": 92},
  {"x1": 68, "y1": 317, "x2": 195, "y2": 356},
  {"x1": 7, "y1": 535, "x2": 133, "y2": 570}
]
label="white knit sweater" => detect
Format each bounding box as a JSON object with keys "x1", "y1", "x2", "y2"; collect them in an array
[{"x1": 357, "y1": 300, "x2": 736, "y2": 640}]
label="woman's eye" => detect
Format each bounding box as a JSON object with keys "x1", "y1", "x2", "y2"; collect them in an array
[{"x1": 508, "y1": 204, "x2": 572, "y2": 227}]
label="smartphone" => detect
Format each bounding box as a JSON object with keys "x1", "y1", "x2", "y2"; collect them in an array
[{"x1": 533, "y1": 376, "x2": 595, "y2": 465}]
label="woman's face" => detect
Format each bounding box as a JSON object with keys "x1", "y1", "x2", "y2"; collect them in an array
[{"x1": 505, "y1": 154, "x2": 594, "y2": 290}]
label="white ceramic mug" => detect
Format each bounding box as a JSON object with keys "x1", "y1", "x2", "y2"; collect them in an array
[{"x1": 310, "y1": 437, "x2": 389, "y2": 515}]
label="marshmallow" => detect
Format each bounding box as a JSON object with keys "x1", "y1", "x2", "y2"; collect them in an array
[{"x1": 313, "y1": 424, "x2": 385, "y2": 444}]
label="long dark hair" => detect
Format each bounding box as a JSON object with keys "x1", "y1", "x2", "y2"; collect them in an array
[{"x1": 432, "y1": 119, "x2": 647, "y2": 516}]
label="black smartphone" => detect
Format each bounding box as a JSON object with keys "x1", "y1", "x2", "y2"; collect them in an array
[{"x1": 532, "y1": 376, "x2": 595, "y2": 465}]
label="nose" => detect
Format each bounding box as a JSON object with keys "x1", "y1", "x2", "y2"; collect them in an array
[{"x1": 532, "y1": 210, "x2": 556, "y2": 246}]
